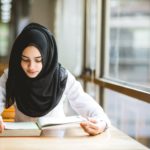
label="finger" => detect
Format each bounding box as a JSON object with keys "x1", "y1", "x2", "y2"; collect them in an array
[
  {"x1": 88, "y1": 119, "x2": 107, "y2": 132},
  {"x1": 80, "y1": 124, "x2": 88, "y2": 133},
  {"x1": 80, "y1": 120, "x2": 99, "y2": 131},
  {"x1": 0, "y1": 118, "x2": 5, "y2": 133},
  {"x1": 81, "y1": 124, "x2": 100, "y2": 136},
  {"x1": 83, "y1": 120, "x2": 99, "y2": 130},
  {"x1": 0, "y1": 126, "x2": 4, "y2": 133},
  {"x1": 80, "y1": 121, "x2": 88, "y2": 131},
  {"x1": 80, "y1": 122, "x2": 100, "y2": 135}
]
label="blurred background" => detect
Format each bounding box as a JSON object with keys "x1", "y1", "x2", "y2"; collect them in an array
[{"x1": 0, "y1": 0, "x2": 150, "y2": 148}]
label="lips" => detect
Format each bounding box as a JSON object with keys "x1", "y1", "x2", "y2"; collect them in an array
[
  {"x1": 28, "y1": 71, "x2": 36, "y2": 73},
  {"x1": 27, "y1": 70, "x2": 38, "y2": 74}
]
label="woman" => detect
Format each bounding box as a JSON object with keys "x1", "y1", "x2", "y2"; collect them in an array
[{"x1": 0, "y1": 23, "x2": 110, "y2": 135}]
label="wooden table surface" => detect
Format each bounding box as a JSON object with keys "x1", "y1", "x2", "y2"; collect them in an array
[{"x1": 0, "y1": 124, "x2": 149, "y2": 150}]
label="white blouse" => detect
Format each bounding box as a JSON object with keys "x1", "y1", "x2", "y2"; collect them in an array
[{"x1": 0, "y1": 69, "x2": 111, "y2": 126}]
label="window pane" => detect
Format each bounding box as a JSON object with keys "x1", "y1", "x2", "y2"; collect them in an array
[
  {"x1": 55, "y1": 0, "x2": 85, "y2": 76},
  {"x1": 107, "y1": 0, "x2": 150, "y2": 90},
  {"x1": 85, "y1": 82, "x2": 100, "y2": 102},
  {"x1": 0, "y1": 24, "x2": 9, "y2": 61},
  {"x1": 86, "y1": 0, "x2": 98, "y2": 70},
  {"x1": 104, "y1": 88, "x2": 150, "y2": 148}
]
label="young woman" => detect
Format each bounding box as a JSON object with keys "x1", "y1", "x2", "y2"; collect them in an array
[{"x1": 0, "y1": 23, "x2": 110, "y2": 135}]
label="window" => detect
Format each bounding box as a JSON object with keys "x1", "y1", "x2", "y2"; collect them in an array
[
  {"x1": 99, "y1": 0, "x2": 150, "y2": 147},
  {"x1": 83, "y1": 0, "x2": 101, "y2": 101}
]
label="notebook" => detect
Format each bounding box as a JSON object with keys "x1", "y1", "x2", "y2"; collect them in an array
[{"x1": 0, "y1": 116, "x2": 85, "y2": 136}]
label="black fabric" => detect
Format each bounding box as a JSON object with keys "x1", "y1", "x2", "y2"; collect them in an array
[{"x1": 6, "y1": 23, "x2": 68, "y2": 117}]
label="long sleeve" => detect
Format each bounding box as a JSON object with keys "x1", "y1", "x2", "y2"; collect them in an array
[
  {"x1": 64, "y1": 70, "x2": 111, "y2": 127},
  {"x1": 0, "y1": 69, "x2": 8, "y2": 114}
]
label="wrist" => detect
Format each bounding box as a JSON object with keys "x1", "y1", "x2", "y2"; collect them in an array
[{"x1": 98, "y1": 120, "x2": 108, "y2": 132}]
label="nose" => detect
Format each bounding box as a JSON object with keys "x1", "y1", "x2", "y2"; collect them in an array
[{"x1": 28, "y1": 61, "x2": 35, "y2": 70}]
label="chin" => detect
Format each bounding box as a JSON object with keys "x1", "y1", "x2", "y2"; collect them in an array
[{"x1": 26, "y1": 73, "x2": 39, "y2": 78}]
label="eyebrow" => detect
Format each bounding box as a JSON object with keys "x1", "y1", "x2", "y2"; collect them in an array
[{"x1": 21, "y1": 55, "x2": 42, "y2": 59}]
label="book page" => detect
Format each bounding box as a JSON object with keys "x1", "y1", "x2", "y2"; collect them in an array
[
  {"x1": 4, "y1": 122, "x2": 39, "y2": 130},
  {"x1": 37, "y1": 116, "x2": 86, "y2": 128}
]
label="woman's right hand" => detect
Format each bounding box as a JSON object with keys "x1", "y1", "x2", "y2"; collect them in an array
[{"x1": 0, "y1": 116, "x2": 5, "y2": 133}]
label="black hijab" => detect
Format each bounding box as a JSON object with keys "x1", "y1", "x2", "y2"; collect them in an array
[{"x1": 6, "y1": 23, "x2": 68, "y2": 117}]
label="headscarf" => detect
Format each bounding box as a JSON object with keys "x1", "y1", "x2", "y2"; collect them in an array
[{"x1": 6, "y1": 23, "x2": 68, "y2": 117}]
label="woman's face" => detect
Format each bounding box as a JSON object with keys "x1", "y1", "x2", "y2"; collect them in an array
[{"x1": 21, "y1": 46, "x2": 43, "y2": 78}]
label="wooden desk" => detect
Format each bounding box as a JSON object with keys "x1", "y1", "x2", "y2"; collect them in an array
[{"x1": 0, "y1": 125, "x2": 149, "y2": 150}]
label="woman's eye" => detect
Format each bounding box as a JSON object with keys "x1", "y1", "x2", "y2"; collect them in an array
[
  {"x1": 21, "y1": 57, "x2": 42, "y2": 63},
  {"x1": 35, "y1": 59, "x2": 42, "y2": 63},
  {"x1": 22, "y1": 58, "x2": 30, "y2": 62}
]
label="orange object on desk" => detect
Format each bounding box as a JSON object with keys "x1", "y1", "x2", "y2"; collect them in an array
[{"x1": 1, "y1": 106, "x2": 15, "y2": 122}]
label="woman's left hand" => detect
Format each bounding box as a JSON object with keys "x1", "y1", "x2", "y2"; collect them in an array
[{"x1": 80, "y1": 118, "x2": 107, "y2": 136}]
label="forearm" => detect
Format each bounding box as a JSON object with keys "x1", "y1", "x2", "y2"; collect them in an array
[
  {"x1": 65, "y1": 70, "x2": 111, "y2": 129},
  {"x1": 68, "y1": 92, "x2": 111, "y2": 128}
]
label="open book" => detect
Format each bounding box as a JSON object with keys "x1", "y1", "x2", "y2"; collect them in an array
[{"x1": 0, "y1": 116, "x2": 85, "y2": 137}]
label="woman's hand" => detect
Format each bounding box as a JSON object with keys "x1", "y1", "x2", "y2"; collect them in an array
[
  {"x1": 0, "y1": 116, "x2": 5, "y2": 133},
  {"x1": 80, "y1": 118, "x2": 107, "y2": 136}
]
